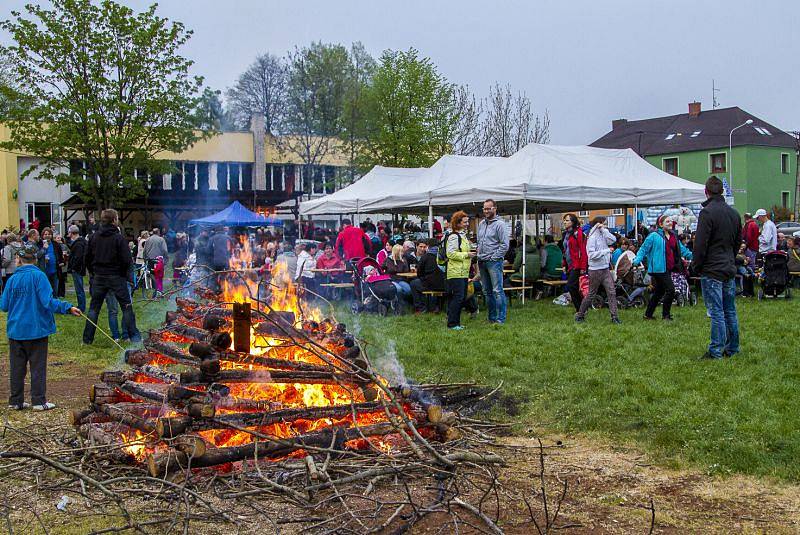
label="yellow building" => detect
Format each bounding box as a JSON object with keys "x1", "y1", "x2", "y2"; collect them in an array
[{"x1": 0, "y1": 115, "x2": 348, "y2": 234}]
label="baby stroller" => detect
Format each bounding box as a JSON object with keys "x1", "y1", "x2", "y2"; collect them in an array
[
  {"x1": 591, "y1": 252, "x2": 647, "y2": 309},
  {"x1": 758, "y1": 251, "x2": 792, "y2": 300},
  {"x1": 350, "y1": 257, "x2": 399, "y2": 316},
  {"x1": 671, "y1": 269, "x2": 697, "y2": 307}
]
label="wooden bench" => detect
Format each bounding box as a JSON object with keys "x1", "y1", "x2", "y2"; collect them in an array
[
  {"x1": 319, "y1": 282, "x2": 355, "y2": 289},
  {"x1": 539, "y1": 279, "x2": 567, "y2": 298},
  {"x1": 503, "y1": 286, "x2": 534, "y2": 305},
  {"x1": 422, "y1": 290, "x2": 446, "y2": 312}
]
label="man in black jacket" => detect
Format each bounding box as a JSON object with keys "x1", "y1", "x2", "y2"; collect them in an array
[
  {"x1": 82, "y1": 209, "x2": 141, "y2": 344},
  {"x1": 67, "y1": 225, "x2": 87, "y2": 311},
  {"x1": 410, "y1": 241, "x2": 445, "y2": 312},
  {"x1": 690, "y1": 176, "x2": 741, "y2": 359}
]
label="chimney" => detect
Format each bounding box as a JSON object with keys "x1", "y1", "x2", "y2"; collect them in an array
[
  {"x1": 249, "y1": 113, "x2": 267, "y2": 191},
  {"x1": 688, "y1": 101, "x2": 701, "y2": 117},
  {"x1": 612, "y1": 118, "x2": 628, "y2": 130}
]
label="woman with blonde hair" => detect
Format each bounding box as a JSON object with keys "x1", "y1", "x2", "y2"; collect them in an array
[
  {"x1": 384, "y1": 243, "x2": 412, "y2": 303},
  {"x1": 445, "y1": 210, "x2": 477, "y2": 330}
]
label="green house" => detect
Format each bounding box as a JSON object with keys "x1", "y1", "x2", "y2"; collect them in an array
[{"x1": 591, "y1": 102, "x2": 797, "y2": 215}]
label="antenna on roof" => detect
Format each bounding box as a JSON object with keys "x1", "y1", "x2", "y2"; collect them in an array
[{"x1": 712, "y1": 79, "x2": 720, "y2": 109}]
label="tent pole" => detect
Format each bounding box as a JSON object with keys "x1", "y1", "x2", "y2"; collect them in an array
[
  {"x1": 634, "y1": 204, "x2": 639, "y2": 242},
  {"x1": 428, "y1": 201, "x2": 433, "y2": 239},
  {"x1": 522, "y1": 189, "x2": 527, "y2": 305}
]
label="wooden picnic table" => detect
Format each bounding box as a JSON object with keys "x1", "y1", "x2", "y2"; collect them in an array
[
  {"x1": 395, "y1": 272, "x2": 417, "y2": 278},
  {"x1": 310, "y1": 268, "x2": 351, "y2": 274}
]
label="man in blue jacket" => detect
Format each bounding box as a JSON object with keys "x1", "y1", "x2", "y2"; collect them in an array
[{"x1": 0, "y1": 243, "x2": 80, "y2": 410}]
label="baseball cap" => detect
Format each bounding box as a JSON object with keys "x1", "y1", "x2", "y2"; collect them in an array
[
  {"x1": 754, "y1": 209, "x2": 767, "y2": 217},
  {"x1": 17, "y1": 242, "x2": 38, "y2": 260}
]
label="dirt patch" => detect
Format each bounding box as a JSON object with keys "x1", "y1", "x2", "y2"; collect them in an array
[
  {"x1": 0, "y1": 350, "x2": 99, "y2": 407},
  {"x1": 494, "y1": 435, "x2": 800, "y2": 533}
]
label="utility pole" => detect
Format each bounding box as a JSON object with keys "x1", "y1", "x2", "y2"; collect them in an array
[{"x1": 791, "y1": 131, "x2": 800, "y2": 221}]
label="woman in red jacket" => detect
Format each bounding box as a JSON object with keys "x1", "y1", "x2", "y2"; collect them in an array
[{"x1": 561, "y1": 213, "x2": 587, "y2": 311}]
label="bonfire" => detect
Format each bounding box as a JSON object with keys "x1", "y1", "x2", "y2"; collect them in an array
[{"x1": 72, "y1": 251, "x2": 468, "y2": 478}]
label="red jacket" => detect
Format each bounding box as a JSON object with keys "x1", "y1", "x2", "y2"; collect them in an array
[
  {"x1": 562, "y1": 228, "x2": 588, "y2": 271},
  {"x1": 335, "y1": 225, "x2": 369, "y2": 260},
  {"x1": 316, "y1": 252, "x2": 344, "y2": 271},
  {"x1": 743, "y1": 219, "x2": 759, "y2": 252}
]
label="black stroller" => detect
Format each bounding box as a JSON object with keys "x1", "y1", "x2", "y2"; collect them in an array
[
  {"x1": 758, "y1": 251, "x2": 792, "y2": 300},
  {"x1": 349, "y1": 257, "x2": 400, "y2": 316}
]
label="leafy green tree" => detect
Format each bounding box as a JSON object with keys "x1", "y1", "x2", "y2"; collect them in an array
[
  {"x1": 356, "y1": 48, "x2": 456, "y2": 169},
  {"x1": 339, "y1": 42, "x2": 376, "y2": 184},
  {"x1": 281, "y1": 42, "x2": 351, "y2": 193},
  {"x1": 192, "y1": 87, "x2": 233, "y2": 131},
  {"x1": 0, "y1": 0, "x2": 205, "y2": 210}
]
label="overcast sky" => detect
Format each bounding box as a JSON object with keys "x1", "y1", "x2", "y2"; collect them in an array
[{"x1": 3, "y1": 0, "x2": 798, "y2": 144}]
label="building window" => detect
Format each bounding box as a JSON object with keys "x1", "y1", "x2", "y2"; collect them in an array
[
  {"x1": 709, "y1": 153, "x2": 726, "y2": 173},
  {"x1": 782, "y1": 191, "x2": 790, "y2": 209},
  {"x1": 611, "y1": 208, "x2": 624, "y2": 216},
  {"x1": 663, "y1": 157, "x2": 678, "y2": 176},
  {"x1": 781, "y1": 153, "x2": 790, "y2": 174},
  {"x1": 578, "y1": 210, "x2": 589, "y2": 218}
]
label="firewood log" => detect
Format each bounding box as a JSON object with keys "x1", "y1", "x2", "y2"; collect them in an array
[
  {"x1": 155, "y1": 401, "x2": 385, "y2": 438},
  {"x1": 147, "y1": 422, "x2": 401, "y2": 477}
]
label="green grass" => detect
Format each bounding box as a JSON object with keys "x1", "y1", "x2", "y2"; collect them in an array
[
  {"x1": 335, "y1": 294, "x2": 800, "y2": 481},
  {"x1": 0, "y1": 291, "x2": 173, "y2": 374}
]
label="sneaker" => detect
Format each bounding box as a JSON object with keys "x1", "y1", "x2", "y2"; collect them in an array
[
  {"x1": 643, "y1": 315, "x2": 655, "y2": 321},
  {"x1": 32, "y1": 402, "x2": 56, "y2": 411},
  {"x1": 8, "y1": 402, "x2": 30, "y2": 410},
  {"x1": 449, "y1": 325, "x2": 465, "y2": 331},
  {"x1": 492, "y1": 321, "x2": 505, "y2": 327},
  {"x1": 700, "y1": 352, "x2": 722, "y2": 360},
  {"x1": 469, "y1": 311, "x2": 478, "y2": 319},
  {"x1": 662, "y1": 315, "x2": 674, "y2": 321},
  {"x1": 723, "y1": 350, "x2": 739, "y2": 358},
  {"x1": 574, "y1": 315, "x2": 586, "y2": 323},
  {"x1": 611, "y1": 317, "x2": 622, "y2": 325}
]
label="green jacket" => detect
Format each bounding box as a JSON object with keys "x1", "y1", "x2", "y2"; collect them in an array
[
  {"x1": 446, "y1": 231, "x2": 472, "y2": 279},
  {"x1": 510, "y1": 244, "x2": 541, "y2": 283},
  {"x1": 542, "y1": 243, "x2": 563, "y2": 277}
]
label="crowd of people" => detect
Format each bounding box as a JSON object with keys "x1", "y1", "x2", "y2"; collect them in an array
[{"x1": 2, "y1": 175, "x2": 799, "y2": 410}]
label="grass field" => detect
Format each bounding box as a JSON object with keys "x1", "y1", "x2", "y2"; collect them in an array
[
  {"x1": 335, "y1": 293, "x2": 800, "y2": 481},
  {"x1": 1, "y1": 283, "x2": 798, "y2": 483}
]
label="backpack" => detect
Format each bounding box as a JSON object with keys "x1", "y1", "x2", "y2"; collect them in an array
[{"x1": 436, "y1": 231, "x2": 461, "y2": 269}]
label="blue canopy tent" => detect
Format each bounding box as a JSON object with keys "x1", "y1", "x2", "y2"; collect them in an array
[{"x1": 189, "y1": 201, "x2": 283, "y2": 227}]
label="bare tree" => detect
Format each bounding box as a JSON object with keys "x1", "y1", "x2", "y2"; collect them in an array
[
  {"x1": 481, "y1": 83, "x2": 550, "y2": 157},
  {"x1": 226, "y1": 53, "x2": 286, "y2": 133},
  {"x1": 446, "y1": 85, "x2": 486, "y2": 156}
]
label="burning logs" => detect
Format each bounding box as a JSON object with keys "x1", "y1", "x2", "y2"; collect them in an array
[
  {"x1": 155, "y1": 400, "x2": 386, "y2": 438},
  {"x1": 71, "y1": 276, "x2": 463, "y2": 479},
  {"x1": 147, "y1": 422, "x2": 407, "y2": 478}
]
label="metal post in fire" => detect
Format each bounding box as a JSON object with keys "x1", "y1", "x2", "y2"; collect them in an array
[{"x1": 232, "y1": 302, "x2": 251, "y2": 354}]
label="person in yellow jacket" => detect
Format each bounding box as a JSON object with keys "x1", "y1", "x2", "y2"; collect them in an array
[{"x1": 446, "y1": 210, "x2": 477, "y2": 330}]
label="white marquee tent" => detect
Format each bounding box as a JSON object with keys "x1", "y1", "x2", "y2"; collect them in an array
[
  {"x1": 299, "y1": 166, "x2": 428, "y2": 216},
  {"x1": 427, "y1": 144, "x2": 707, "y2": 211}
]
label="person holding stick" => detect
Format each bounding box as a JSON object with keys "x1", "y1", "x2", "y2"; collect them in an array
[{"x1": 0, "y1": 242, "x2": 80, "y2": 410}]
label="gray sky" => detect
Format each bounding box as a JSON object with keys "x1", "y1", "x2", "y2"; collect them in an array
[{"x1": 3, "y1": 0, "x2": 799, "y2": 144}]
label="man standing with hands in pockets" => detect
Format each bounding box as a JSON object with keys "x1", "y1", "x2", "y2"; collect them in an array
[{"x1": 476, "y1": 199, "x2": 509, "y2": 325}]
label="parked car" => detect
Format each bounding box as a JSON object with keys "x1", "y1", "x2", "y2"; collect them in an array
[{"x1": 776, "y1": 221, "x2": 800, "y2": 236}]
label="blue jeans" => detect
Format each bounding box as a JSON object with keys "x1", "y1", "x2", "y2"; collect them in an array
[
  {"x1": 701, "y1": 277, "x2": 739, "y2": 357},
  {"x1": 478, "y1": 260, "x2": 506, "y2": 323},
  {"x1": 392, "y1": 281, "x2": 412, "y2": 302},
  {"x1": 71, "y1": 272, "x2": 86, "y2": 311}
]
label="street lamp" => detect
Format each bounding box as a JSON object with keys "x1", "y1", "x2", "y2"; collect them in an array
[{"x1": 729, "y1": 119, "x2": 754, "y2": 204}]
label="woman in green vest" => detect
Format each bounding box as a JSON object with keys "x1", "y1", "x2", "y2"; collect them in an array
[
  {"x1": 445, "y1": 210, "x2": 477, "y2": 330},
  {"x1": 509, "y1": 238, "x2": 541, "y2": 285},
  {"x1": 541, "y1": 235, "x2": 563, "y2": 280}
]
